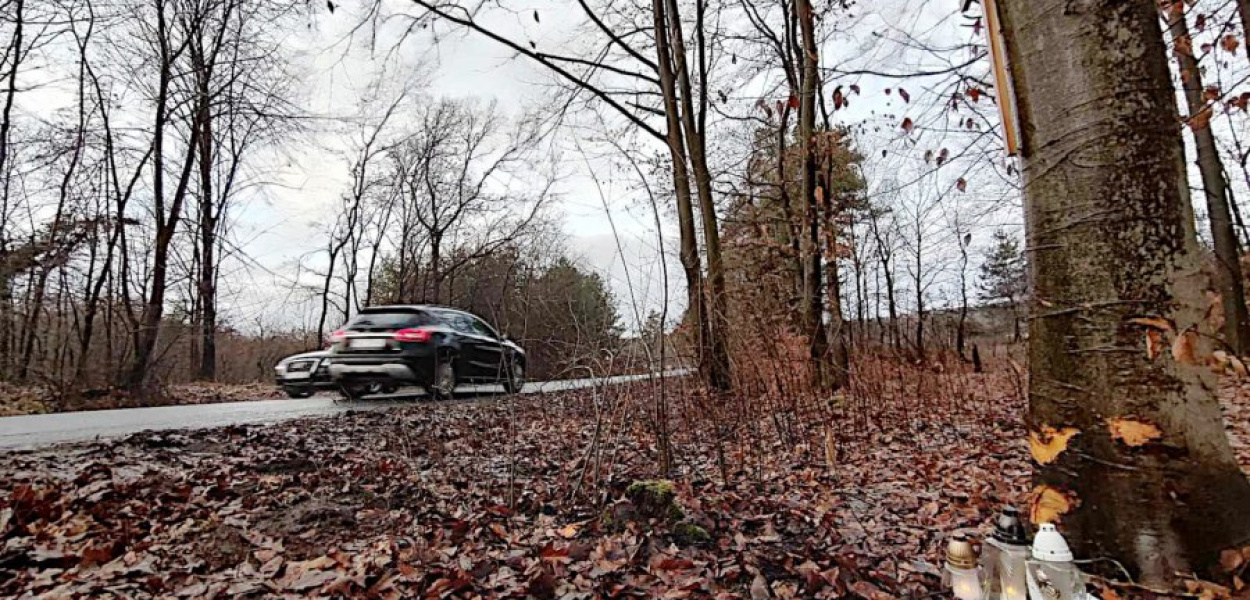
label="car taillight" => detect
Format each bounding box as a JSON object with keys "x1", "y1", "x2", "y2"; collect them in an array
[
  {"x1": 394, "y1": 328, "x2": 431, "y2": 343},
  {"x1": 329, "y1": 330, "x2": 347, "y2": 343}
]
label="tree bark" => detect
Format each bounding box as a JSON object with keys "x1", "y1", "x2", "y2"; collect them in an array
[
  {"x1": 794, "y1": 0, "x2": 829, "y2": 387},
  {"x1": 652, "y1": 0, "x2": 710, "y2": 390},
  {"x1": 195, "y1": 62, "x2": 217, "y2": 381},
  {"x1": 822, "y1": 206, "x2": 849, "y2": 389},
  {"x1": 998, "y1": 0, "x2": 1250, "y2": 583},
  {"x1": 1165, "y1": 4, "x2": 1250, "y2": 356},
  {"x1": 957, "y1": 234, "x2": 969, "y2": 360},
  {"x1": 662, "y1": 0, "x2": 731, "y2": 392}
]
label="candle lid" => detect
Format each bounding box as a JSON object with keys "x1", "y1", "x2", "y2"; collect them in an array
[
  {"x1": 992, "y1": 506, "x2": 1029, "y2": 546},
  {"x1": 946, "y1": 534, "x2": 980, "y2": 569},
  {"x1": 1031, "y1": 523, "x2": 1074, "y2": 562}
]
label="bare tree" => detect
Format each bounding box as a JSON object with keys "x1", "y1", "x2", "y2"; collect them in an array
[
  {"x1": 386, "y1": 99, "x2": 547, "y2": 304},
  {"x1": 1163, "y1": 1, "x2": 1250, "y2": 355}
]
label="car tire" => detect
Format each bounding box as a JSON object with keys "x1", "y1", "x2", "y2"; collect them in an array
[
  {"x1": 339, "y1": 384, "x2": 371, "y2": 401},
  {"x1": 425, "y1": 356, "x2": 457, "y2": 400},
  {"x1": 502, "y1": 358, "x2": 525, "y2": 394},
  {"x1": 285, "y1": 387, "x2": 315, "y2": 399}
]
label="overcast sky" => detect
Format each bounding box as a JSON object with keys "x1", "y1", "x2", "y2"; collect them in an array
[
  {"x1": 203, "y1": 0, "x2": 1024, "y2": 334},
  {"x1": 13, "y1": 0, "x2": 1247, "y2": 334},
  {"x1": 7, "y1": 0, "x2": 1065, "y2": 334}
]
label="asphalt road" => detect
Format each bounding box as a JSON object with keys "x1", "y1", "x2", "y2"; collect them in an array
[{"x1": 0, "y1": 371, "x2": 687, "y2": 450}]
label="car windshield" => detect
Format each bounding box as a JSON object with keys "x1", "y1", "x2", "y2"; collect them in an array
[{"x1": 345, "y1": 310, "x2": 432, "y2": 332}]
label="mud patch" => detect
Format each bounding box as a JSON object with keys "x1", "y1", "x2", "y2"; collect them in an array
[
  {"x1": 197, "y1": 522, "x2": 251, "y2": 571},
  {"x1": 256, "y1": 498, "x2": 361, "y2": 559}
]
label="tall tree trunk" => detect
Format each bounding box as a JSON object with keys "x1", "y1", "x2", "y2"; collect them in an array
[
  {"x1": 196, "y1": 73, "x2": 217, "y2": 381},
  {"x1": 913, "y1": 247, "x2": 924, "y2": 362},
  {"x1": 823, "y1": 223, "x2": 849, "y2": 389},
  {"x1": 881, "y1": 257, "x2": 899, "y2": 349},
  {"x1": 316, "y1": 238, "x2": 342, "y2": 342},
  {"x1": 1165, "y1": 4, "x2": 1250, "y2": 355},
  {"x1": 957, "y1": 234, "x2": 969, "y2": 360},
  {"x1": 998, "y1": 0, "x2": 1250, "y2": 583},
  {"x1": 0, "y1": 0, "x2": 23, "y2": 180},
  {"x1": 652, "y1": 0, "x2": 710, "y2": 390},
  {"x1": 663, "y1": 0, "x2": 731, "y2": 392},
  {"x1": 794, "y1": 0, "x2": 829, "y2": 387}
]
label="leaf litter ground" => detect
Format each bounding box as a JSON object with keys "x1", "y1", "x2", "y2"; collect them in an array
[{"x1": 2, "y1": 375, "x2": 1247, "y2": 599}]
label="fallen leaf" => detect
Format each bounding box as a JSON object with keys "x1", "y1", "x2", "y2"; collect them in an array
[
  {"x1": 1030, "y1": 426, "x2": 1079, "y2": 465},
  {"x1": 751, "y1": 572, "x2": 771, "y2": 599},
  {"x1": 1107, "y1": 417, "x2": 1163, "y2": 447}
]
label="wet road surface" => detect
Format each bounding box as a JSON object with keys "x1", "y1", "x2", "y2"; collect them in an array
[{"x1": 0, "y1": 371, "x2": 687, "y2": 450}]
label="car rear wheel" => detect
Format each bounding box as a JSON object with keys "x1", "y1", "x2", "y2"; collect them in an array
[
  {"x1": 425, "y1": 357, "x2": 457, "y2": 400},
  {"x1": 502, "y1": 359, "x2": 525, "y2": 394}
]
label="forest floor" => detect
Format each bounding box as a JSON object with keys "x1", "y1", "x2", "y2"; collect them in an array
[{"x1": 1, "y1": 373, "x2": 1248, "y2": 599}]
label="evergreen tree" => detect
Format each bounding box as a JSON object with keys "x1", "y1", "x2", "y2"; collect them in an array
[{"x1": 978, "y1": 229, "x2": 1027, "y2": 341}]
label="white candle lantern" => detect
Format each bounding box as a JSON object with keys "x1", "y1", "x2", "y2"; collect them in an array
[
  {"x1": 982, "y1": 507, "x2": 1030, "y2": 600},
  {"x1": 1025, "y1": 523, "x2": 1086, "y2": 600},
  {"x1": 945, "y1": 534, "x2": 985, "y2": 600}
]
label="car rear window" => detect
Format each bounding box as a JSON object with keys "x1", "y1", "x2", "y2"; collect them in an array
[{"x1": 345, "y1": 310, "x2": 433, "y2": 332}]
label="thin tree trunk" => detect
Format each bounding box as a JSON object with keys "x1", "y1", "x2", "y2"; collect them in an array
[
  {"x1": 913, "y1": 243, "x2": 924, "y2": 362},
  {"x1": 998, "y1": 0, "x2": 1250, "y2": 582},
  {"x1": 430, "y1": 232, "x2": 442, "y2": 304},
  {"x1": 126, "y1": 0, "x2": 192, "y2": 391},
  {"x1": 880, "y1": 255, "x2": 899, "y2": 349},
  {"x1": 1165, "y1": 4, "x2": 1250, "y2": 355},
  {"x1": 664, "y1": 0, "x2": 730, "y2": 392},
  {"x1": 957, "y1": 235, "x2": 969, "y2": 359},
  {"x1": 1238, "y1": 0, "x2": 1250, "y2": 65},
  {"x1": 0, "y1": 0, "x2": 23, "y2": 180},
  {"x1": 823, "y1": 228, "x2": 849, "y2": 389},
  {"x1": 794, "y1": 0, "x2": 829, "y2": 387},
  {"x1": 196, "y1": 70, "x2": 217, "y2": 380},
  {"x1": 652, "y1": 0, "x2": 709, "y2": 388}
]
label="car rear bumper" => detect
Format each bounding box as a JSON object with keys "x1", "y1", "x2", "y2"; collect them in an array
[
  {"x1": 327, "y1": 356, "x2": 435, "y2": 383},
  {"x1": 328, "y1": 362, "x2": 416, "y2": 380},
  {"x1": 274, "y1": 376, "x2": 338, "y2": 390}
]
